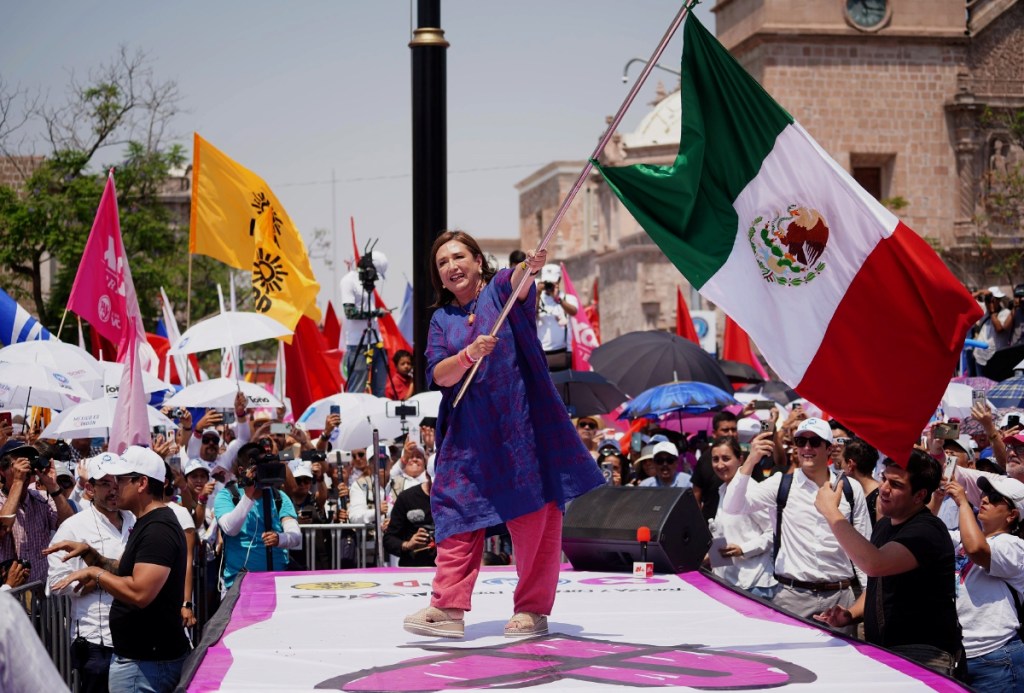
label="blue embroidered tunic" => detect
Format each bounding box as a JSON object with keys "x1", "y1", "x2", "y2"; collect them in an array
[{"x1": 426, "y1": 268, "x2": 604, "y2": 543}]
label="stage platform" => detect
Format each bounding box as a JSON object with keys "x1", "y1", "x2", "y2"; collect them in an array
[{"x1": 181, "y1": 567, "x2": 965, "y2": 692}]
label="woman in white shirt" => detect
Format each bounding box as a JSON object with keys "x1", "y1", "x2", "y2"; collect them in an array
[
  {"x1": 945, "y1": 472, "x2": 1024, "y2": 691},
  {"x1": 709, "y1": 435, "x2": 777, "y2": 599}
]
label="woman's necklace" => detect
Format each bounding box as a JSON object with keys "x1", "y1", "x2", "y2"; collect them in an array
[{"x1": 456, "y1": 281, "x2": 484, "y2": 325}]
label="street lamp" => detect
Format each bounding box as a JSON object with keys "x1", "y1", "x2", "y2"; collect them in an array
[{"x1": 622, "y1": 57, "x2": 681, "y2": 84}]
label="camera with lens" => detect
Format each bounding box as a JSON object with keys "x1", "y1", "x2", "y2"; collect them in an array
[
  {"x1": 300, "y1": 449, "x2": 326, "y2": 463},
  {"x1": 543, "y1": 281, "x2": 555, "y2": 293},
  {"x1": 169, "y1": 407, "x2": 186, "y2": 419},
  {"x1": 35, "y1": 441, "x2": 73, "y2": 474},
  {"x1": 357, "y1": 252, "x2": 379, "y2": 292},
  {"x1": 239, "y1": 451, "x2": 287, "y2": 489}
]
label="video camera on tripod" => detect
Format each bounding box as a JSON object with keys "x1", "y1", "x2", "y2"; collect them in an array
[{"x1": 357, "y1": 239, "x2": 385, "y2": 293}]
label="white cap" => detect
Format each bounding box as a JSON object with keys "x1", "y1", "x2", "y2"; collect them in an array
[
  {"x1": 87, "y1": 452, "x2": 120, "y2": 481},
  {"x1": 978, "y1": 475, "x2": 1024, "y2": 516},
  {"x1": 737, "y1": 418, "x2": 763, "y2": 444},
  {"x1": 539, "y1": 264, "x2": 561, "y2": 283},
  {"x1": 636, "y1": 444, "x2": 656, "y2": 463},
  {"x1": 943, "y1": 435, "x2": 976, "y2": 461},
  {"x1": 55, "y1": 459, "x2": 76, "y2": 478},
  {"x1": 794, "y1": 418, "x2": 834, "y2": 444},
  {"x1": 988, "y1": 286, "x2": 1007, "y2": 299},
  {"x1": 651, "y1": 441, "x2": 679, "y2": 458},
  {"x1": 292, "y1": 463, "x2": 314, "y2": 479},
  {"x1": 102, "y1": 446, "x2": 166, "y2": 482},
  {"x1": 183, "y1": 458, "x2": 211, "y2": 476},
  {"x1": 371, "y1": 251, "x2": 388, "y2": 280}
]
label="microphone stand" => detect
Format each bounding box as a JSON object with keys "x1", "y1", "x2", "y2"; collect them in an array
[{"x1": 262, "y1": 486, "x2": 275, "y2": 570}]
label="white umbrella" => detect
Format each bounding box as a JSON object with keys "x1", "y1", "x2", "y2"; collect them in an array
[
  {"x1": 297, "y1": 392, "x2": 380, "y2": 430},
  {"x1": 0, "y1": 340, "x2": 104, "y2": 395},
  {"x1": 329, "y1": 397, "x2": 405, "y2": 450},
  {"x1": 0, "y1": 361, "x2": 93, "y2": 411},
  {"x1": 940, "y1": 382, "x2": 992, "y2": 421},
  {"x1": 42, "y1": 398, "x2": 177, "y2": 440},
  {"x1": 163, "y1": 377, "x2": 283, "y2": 410},
  {"x1": 169, "y1": 311, "x2": 292, "y2": 355},
  {"x1": 99, "y1": 362, "x2": 174, "y2": 397}
]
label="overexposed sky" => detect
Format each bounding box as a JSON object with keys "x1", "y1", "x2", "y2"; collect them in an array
[{"x1": 0, "y1": 1, "x2": 714, "y2": 310}]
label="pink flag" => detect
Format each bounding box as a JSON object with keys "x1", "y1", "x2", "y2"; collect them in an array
[
  {"x1": 68, "y1": 173, "x2": 136, "y2": 358},
  {"x1": 72, "y1": 173, "x2": 149, "y2": 453},
  {"x1": 559, "y1": 263, "x2": 600, "y2": 371}
]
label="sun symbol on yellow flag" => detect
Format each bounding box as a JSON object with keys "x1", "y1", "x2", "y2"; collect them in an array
[{"x1": 250, "y1": 204, "x2": 319, "y2": 336}]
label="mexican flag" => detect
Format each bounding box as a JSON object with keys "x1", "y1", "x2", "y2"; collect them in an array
[{"x1": 596, "y1": 15, "x2": 982, "y2": 463}]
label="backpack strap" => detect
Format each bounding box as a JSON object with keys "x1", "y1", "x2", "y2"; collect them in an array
[
  {"x1": 772, "y1": 473, "x2": 856, "y2": 563},
  {"x1": 773, "y1": 473, "x2": 794, "y2": 563}
]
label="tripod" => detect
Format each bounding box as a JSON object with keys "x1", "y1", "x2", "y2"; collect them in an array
[{"x1": 345, "y1": 280, "x2": 399, "y2": 396}]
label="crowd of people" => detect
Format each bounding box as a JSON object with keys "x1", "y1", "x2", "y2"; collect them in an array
[{"x1": 2, "y1": 237, "x2": 1023, "y2": 690}]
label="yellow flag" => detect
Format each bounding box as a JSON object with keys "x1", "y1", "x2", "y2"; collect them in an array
[
  {"x1": 190, "y1": 133, "x2": 322, "y2": 324},
  {"x1": 252, "y1": 204, "x2": 320, "y2": 333}
]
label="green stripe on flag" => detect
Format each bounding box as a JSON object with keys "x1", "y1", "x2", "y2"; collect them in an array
[{"x1": 596, "y1": 15, "x2": 794, "y2": 289}]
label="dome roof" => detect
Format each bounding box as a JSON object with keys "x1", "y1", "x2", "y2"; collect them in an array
[{"x1": 621, "y1": 88, "x2": 681, "y2": 150}]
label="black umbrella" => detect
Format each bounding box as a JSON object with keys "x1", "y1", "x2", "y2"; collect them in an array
[
  {"x1": 589, "y1": 330, "x2": 732, "y2": 397},
  {"x1": 738, "y1": 380, "x2": 800, "y2": 405},
  {"x1": 980, "y1": 344, "x2": 1024, "y2": 382},
  {"x1": 549, "y1": 370, "x2": 628, "y2": 418},
  {"x1": 718, "y1": 360, "x2": 765, "y2": 384}
]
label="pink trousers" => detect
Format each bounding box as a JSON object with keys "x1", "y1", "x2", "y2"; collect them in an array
[{"x1": 430, "y1": 501, "x2": 562, "y2": 614}]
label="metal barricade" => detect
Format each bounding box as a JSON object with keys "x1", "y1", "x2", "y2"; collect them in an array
[
  {"x1": 9, "y1": 580, "x2": 76, "y2": 689},
  {"x1": 299, "y1": 523, "x2": 370, "y2": 569}
]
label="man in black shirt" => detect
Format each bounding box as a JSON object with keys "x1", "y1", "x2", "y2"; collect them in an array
[
  {"x1": 814, "y1": 449, "x2": 962, "y2": 677},
  {"x1": 47, "y1": 446, "x2": 189, "y2": 693},
  {"x1": 383, "y1": 478, "x2": 436, "y2": 567}
]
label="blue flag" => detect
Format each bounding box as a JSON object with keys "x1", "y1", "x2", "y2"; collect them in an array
[
  {"x1": 0, "y1": 287, "x2": 51, "y2": 346},
  {"x1": 396, "y1": 281, "x2": 413, "y2": 348}
]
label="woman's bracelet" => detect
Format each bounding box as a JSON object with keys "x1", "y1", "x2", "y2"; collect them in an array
[
  {"x1": 457, "y1": 350, "x2": 473, "y2": 369},
  {"x1": 465, "y1": 348, "x2": 480, "y2": 363}
]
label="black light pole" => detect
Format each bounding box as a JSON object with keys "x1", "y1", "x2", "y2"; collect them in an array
[{"x1": 410, "y1": 0, "x2": 448, "y2": 393}]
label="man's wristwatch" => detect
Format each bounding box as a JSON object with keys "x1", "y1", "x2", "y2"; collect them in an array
[
  {"x1": 182, "y1": 601, "x2": 193, "y2": 609},
  {"x1": 49, "y1": 488, "x2": 63, "y2": 498}
]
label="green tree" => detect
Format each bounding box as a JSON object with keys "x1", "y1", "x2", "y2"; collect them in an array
[{"x1": 0, "y1": 47, "x2": 231, "y2": 334}]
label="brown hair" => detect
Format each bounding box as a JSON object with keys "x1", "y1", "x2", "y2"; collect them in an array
[{"x1": 428, "y1": 230, "x2": 497, "y2": 307}]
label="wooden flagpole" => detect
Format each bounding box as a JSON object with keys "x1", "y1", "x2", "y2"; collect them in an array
[{"x1": 453, "y1": 0, "x2": 696, "y2": 407}]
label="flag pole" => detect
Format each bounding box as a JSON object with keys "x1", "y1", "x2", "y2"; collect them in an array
[
  {"x1": 57, "y1": 307, "x2": 70, "y2": 339},
  {"x1": 186, "y1": 252, "x2": 193, "y2": 330},
  {"x1": 453, "y1": 0, "x2": 695, "y2": 407}
]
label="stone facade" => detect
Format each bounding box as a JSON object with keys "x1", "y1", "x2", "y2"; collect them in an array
[{"x1": 516, "y1": 0, "x2": 1024, "y2": 343}]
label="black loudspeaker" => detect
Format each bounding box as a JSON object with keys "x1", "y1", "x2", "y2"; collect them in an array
[{"x1": 562, "y1": 486, "x2": 712, "y2": 574}]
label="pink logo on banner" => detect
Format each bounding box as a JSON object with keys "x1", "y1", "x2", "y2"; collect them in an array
[
  {"x1": 322, "y1": 634, "x2": 816, "y2": 691},
  {"x1": 559, "y1": 263, "x2": 599, "y2": 371}
]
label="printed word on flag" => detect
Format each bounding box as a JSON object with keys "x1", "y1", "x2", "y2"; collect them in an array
[
  {"x1": 190, "y1": 133, "x2": 321, "y2": 329},
  {"x1": 595, "y1": 15, "x2": 982, "y2": 462},
  {"x1": 559, "y1": 263, "x2": 599, "y2": 371}
]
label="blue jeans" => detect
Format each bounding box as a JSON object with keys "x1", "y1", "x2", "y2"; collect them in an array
[
  {"x1": 968, "y1": 637, "x2": 1024, "y2": 692},
  {"x1": 108, "y1": 653, "x2": 187, "y2": 693},
  {"x1": 748, "y1": 584, "x2": 779, "y2": 600}
]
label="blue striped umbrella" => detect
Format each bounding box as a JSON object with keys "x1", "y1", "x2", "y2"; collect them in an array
[
  {"x1": 986, "y1": 375, "x2": 1024, "y2": 409},
  {"x1": 619, "y1": 381, "x2": 736, "y2": 420}
]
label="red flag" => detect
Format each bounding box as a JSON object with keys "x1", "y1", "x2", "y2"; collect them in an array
[
  {"x1": 323, "y1": 301, "x2": 341, "y2": 350},
  {"x1": 284, "y1": 315, "x2": 344, "y2": 417},
  {"x1": 559, "y1": 263, "x2": 599, "y2": 371},
  {"x1": 146, "y1": 333, "x2": 200, "y2": 386},
  {"x1": 89, "y1": 326, "x2": 117, "y2": 362},
  {"x1": 675, "y1": 287, "x2": 700, "y2": 345},
  {"x1": 723, "y1": 315, "x2": 769, "y2": 380}
]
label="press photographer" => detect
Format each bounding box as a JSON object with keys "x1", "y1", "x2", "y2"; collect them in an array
[
  {"x1": 383, "y1": 470, "x2": 436, "y2": 567},
  {"x1": 214, "y1": 442, "x2": 300, "y2": 590},
  {"x1": 339, "y1": 242, "x2": 394, "y2": 396},
  {"x1": 535, "y1": 263, "x2": 578, "y2": 372},
  {"x1": 0, "y1": 440, "x2": 75, "y2": 583}
]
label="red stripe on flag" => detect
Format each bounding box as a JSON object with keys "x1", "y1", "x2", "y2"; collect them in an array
[{"x1": 796, "y1": 223, "x2": 982, "y2": 464}]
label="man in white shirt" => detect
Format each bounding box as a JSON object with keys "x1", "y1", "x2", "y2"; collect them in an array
[
  {"x1": 638, "y1": 442, "x2": 692, "y2": 489},
  {"x1": 339, "y1": 252, "x2": 391, "y2": 396},
  {"x1": 46, "y1": 453, "x2": 135, "y2": 693},
  {"x1": 535, "y1": 264, "x2": 578, "y2": 372},
  {"x1": 721, "y1": 418, "x2": 871, "y2": 634}
]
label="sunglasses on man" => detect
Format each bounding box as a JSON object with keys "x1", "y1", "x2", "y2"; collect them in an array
[
  {"x1": 577, "y1": 421, "x2": 597, "y2": 430},
  {"x1": 794, "y1": 436, "x2": 826, "y2": 449},
  {"x1": 202, "y1": 435, "x2": 220, "y2": 445}
]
